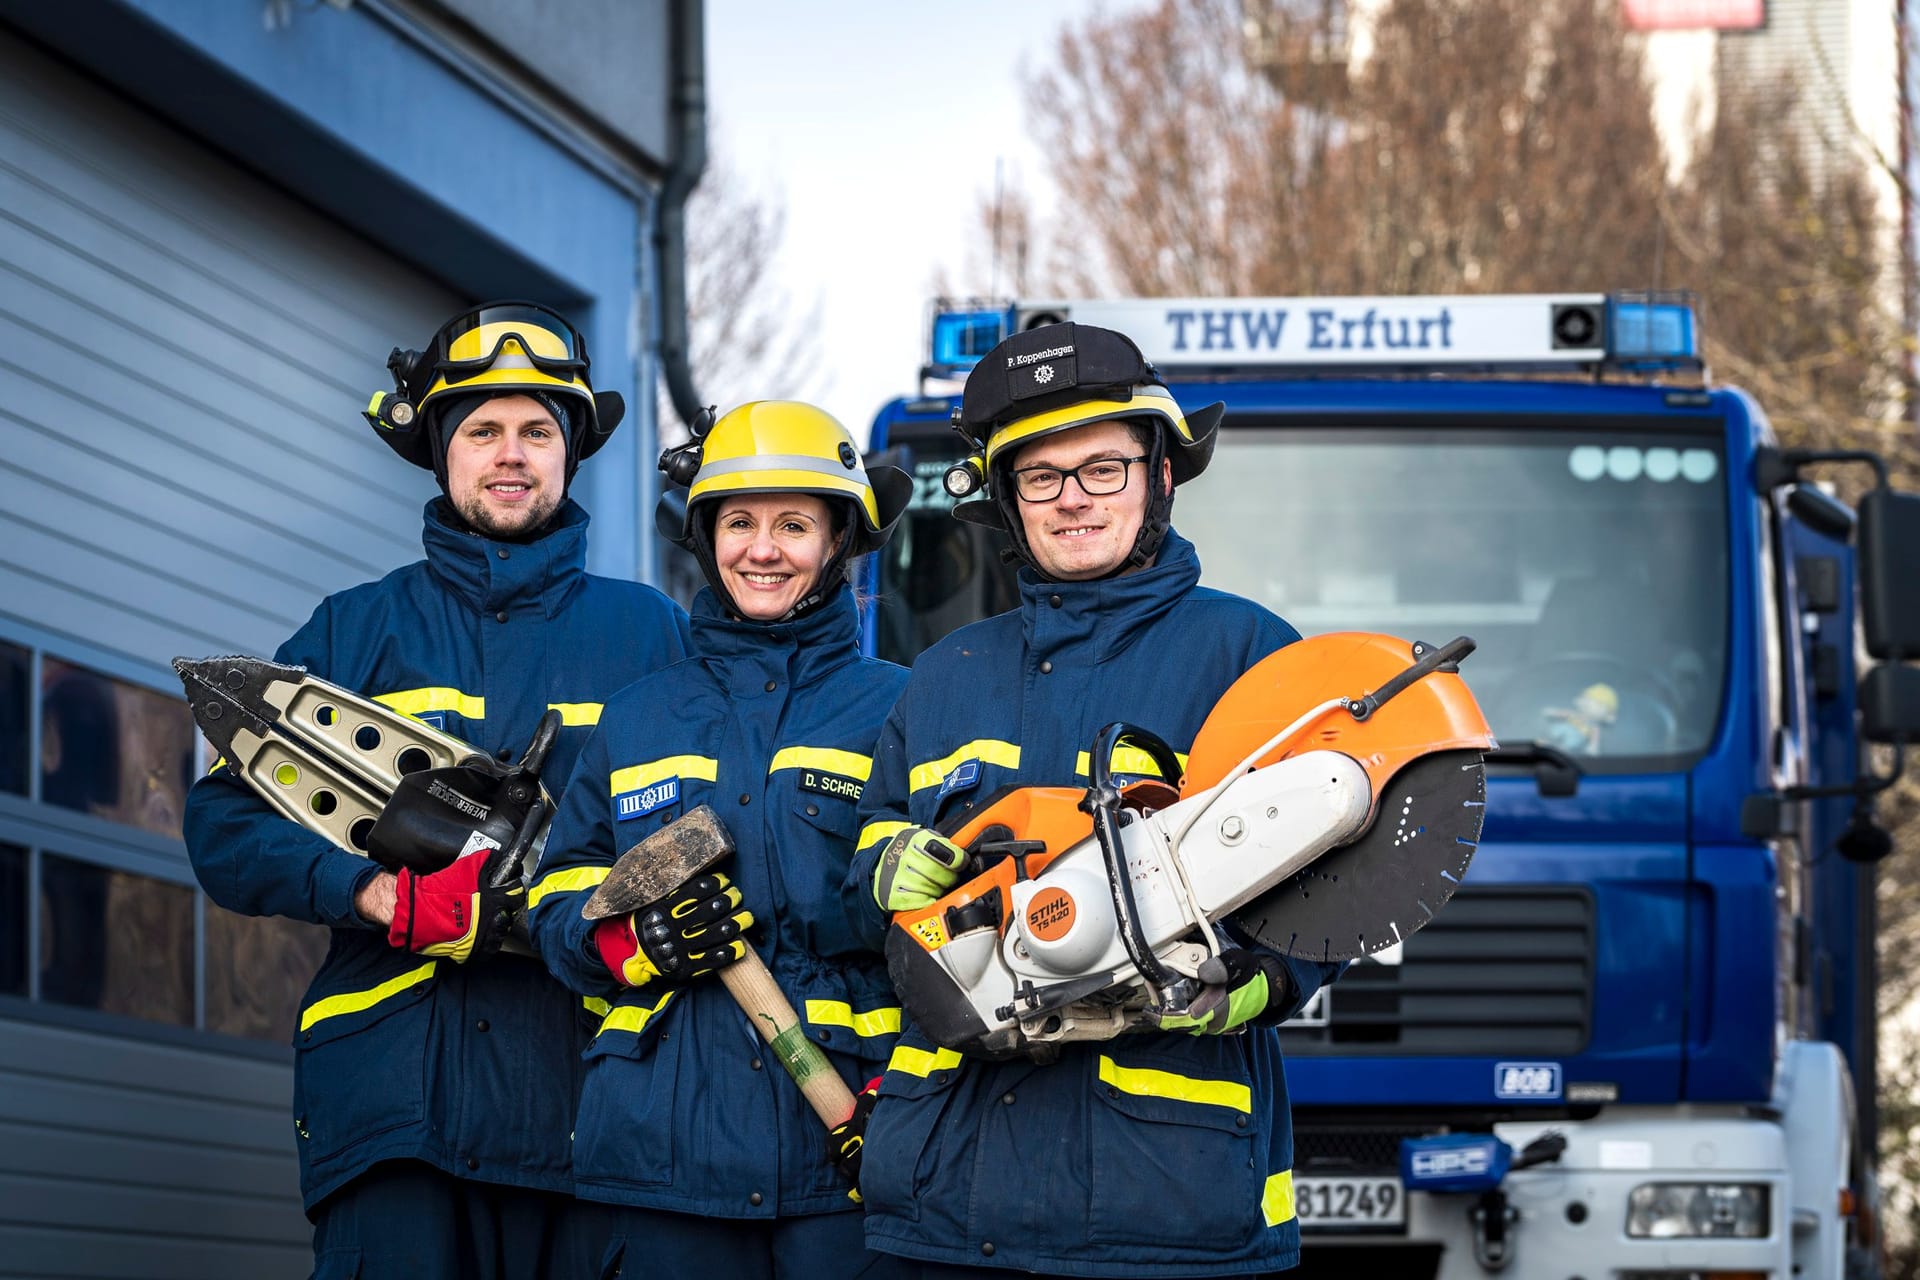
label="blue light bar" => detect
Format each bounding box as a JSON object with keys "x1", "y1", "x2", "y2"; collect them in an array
[
  {"x1": 929, "y1": 305, "x2": 1014, "y2": 377},
  {"x1": 1608, "y1": 294, "x2": 1698, "y2": 364}
]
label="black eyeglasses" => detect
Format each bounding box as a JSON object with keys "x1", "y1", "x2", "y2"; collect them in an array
[{"x1": 1010, "y1": 455, "x2": 1148, "y2": 503}]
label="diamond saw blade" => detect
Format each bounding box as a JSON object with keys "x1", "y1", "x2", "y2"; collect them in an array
[{"x1": 1229, "y1": 749, "x2": 1485, "y2": 964}]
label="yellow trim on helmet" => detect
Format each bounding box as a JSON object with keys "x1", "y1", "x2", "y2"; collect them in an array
[
  {"x1": 418, "y1": 363, "x2": 591, "y2": 414},
  {"x1": 982, "y1": 384, "x2": 1190, "y2": 468},
  {"x1": 691, "y1": 467, "x2": 882, "y2": 529}
]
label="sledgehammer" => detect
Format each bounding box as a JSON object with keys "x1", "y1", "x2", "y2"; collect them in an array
[{"x1": 580, "y1": 804, "x2": 857, "y2": 1128}]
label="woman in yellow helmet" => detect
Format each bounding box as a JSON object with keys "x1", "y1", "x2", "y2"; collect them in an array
[{"x1": 527, "y1": 402, "x2": 916, "y2": 1279}]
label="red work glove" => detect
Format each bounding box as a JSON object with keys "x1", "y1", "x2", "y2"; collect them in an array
[{"x1": 388, "y1": 844, "x2": 522, "y2": 963}]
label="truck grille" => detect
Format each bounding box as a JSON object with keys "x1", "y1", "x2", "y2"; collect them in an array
[{"x1": 1279, "y1": 885, "x2": 1593, "y2": 1056}]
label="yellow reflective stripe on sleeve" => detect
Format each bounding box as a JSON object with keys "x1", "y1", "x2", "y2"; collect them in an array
[
  {"x1": 1096, "y1": 1055, "x2": 1253, "y2": 1114},
  {"x1": 548, "y1": 702, "x2": 603, "y2": 726},
  {"x1": 582, "y1": 996, "x2": 611, "y2": 1018},
  {"x1": 908, "y1": 739, "x2": 1021, "y2": 793},
  {"x1": 610, "y1": 755, "x2": 719, "y2": 795},
  {"x1": 597, "y1": 990, "x2": 676, "y2": 1036},
  {"x1": 768, "y1": 747, "x2": 873, "y2": 781},
  {"x1": 373, "y1": 687, "x2": 486, "y2": 720},
  {"x1": 857, "y1": 820, "x2": 911, "y2": 853},
  {"x1": 888, "y1": 1044, "x2": 965, "y2": 1077},
  {"x1": 1262, "y1": 1170, "x2": 1296, "y2": 1227},
  {"x1": 208, "y1": 756, "x2": 228, "y2": 775},
  {"x1": 299, "y1": 960, "x2": 438, "y2": 1033},
  {"x1": 528, "y1": 866, "x2": 609, "y2": 910},
  {"x1": 805, "y1": 999, "x2": 903, "y2": 1038},
  {"x1": 1073, "y1": 747, "x2": 1189, "y2": 779}
]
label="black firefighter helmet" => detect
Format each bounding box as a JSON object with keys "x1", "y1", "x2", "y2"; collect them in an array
[
  {"x1": 363, "y1": 301, "x2": 624, "y2": 489},
  {"x1": 947, "y1": 321, "x2": 1222, "y2": 578}
]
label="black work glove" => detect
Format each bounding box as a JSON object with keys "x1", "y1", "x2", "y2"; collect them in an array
[
  {"x1": 827, "y1": 1077, "x2": 882, "y2": 1199},
  {"x1": 593, "y1": 873, "x2": 753, "y2": 988}
]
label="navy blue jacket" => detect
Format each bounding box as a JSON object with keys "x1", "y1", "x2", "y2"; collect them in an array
[
  {"x1": 530, "y1": 587, "x2": 909, "y2": 1217},
  {"x1": 184, "y1": 499, "x2": 690, "y2": 1210},
  {"x1": 845, "y1": 530, "x2": 1343, "y2": 1276}
]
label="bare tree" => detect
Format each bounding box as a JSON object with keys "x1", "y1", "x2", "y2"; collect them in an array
[
  {"x1": 1015, "y1": 0, "x2": 1669, "y2": 298},
  {"x1": 671, "y1": 132, "x2": 823, "y2": 443},
  {"x1": 999, "y1": 1, "x2": 1920, "y2": 1266}
]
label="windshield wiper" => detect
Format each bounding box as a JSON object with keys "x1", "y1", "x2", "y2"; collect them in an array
[{"x1": 1484, "y1": 740, "x2": 1582, "y2": 797}]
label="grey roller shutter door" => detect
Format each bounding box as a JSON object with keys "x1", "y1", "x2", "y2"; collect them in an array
[
  {"x1": 0, "y1": 24, "x2": 457, "y2": 672},
  {"x1": 0, "y1": 24, "x2": 462, "y2": 1280}
]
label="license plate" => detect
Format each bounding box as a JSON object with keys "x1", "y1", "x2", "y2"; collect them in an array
[{"x1": 1294, "y1": 1176, "x2": 1406, "y2": 1231}]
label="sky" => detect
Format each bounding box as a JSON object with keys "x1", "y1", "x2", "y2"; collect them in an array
[{"x1": 704, "y1": 1, "x2": 1117, "y2": 442}]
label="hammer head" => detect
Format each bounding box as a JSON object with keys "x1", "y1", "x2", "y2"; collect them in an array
[{"x1": 581, "y1": 804, "x2": 735, "y2": 920}]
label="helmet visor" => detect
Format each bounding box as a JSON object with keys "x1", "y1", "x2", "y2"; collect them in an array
[{"x1": 434, "y1": 303, "x2": 587, "y2": 383}]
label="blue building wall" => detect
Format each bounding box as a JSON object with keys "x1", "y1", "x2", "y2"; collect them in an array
[
  {"x1": 0, "y1": 3, "x2": 681, "y2": 1273},
  {"x1": 7, "y1": 0, "x2": 669, "y2": 580}
]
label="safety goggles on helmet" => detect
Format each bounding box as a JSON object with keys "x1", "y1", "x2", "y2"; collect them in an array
[{"x1": 431, "y1": 302, "x2": 589, "y2": 384}]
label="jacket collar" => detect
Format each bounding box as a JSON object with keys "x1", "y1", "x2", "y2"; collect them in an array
[
  {"x1": 1018, "y1": 528, "x2": 1202, "y2": 663},
  {"x1": 420, "y1": 497, "x2": 590, "y2": 616},
  {"x1": 689, "y1": 585, "x2": 863, "y2": 684}
]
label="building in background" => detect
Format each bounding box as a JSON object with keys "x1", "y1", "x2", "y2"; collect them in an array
[{"x1": 0, "y1": 2, "x2": 702, "y2": 1274}]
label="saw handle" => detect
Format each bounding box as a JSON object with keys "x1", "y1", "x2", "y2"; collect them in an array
[
  {"x1": 1081, "y1": 722, "x2": 1182, "y2": 996},
  {"x1": 718, "y1": 951, "x2": 858, "y2": 1127},
  {"x1": 1347, "y1": 636, "x2": 1476, "y2": 722}
]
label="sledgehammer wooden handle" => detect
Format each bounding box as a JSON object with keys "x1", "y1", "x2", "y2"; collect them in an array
[
  {"x1": 720, "y1": 952, "x2": 857, "y2": 1127},
  {"x1": 580, "y1": 804, "x2": 857, "y2": 1128}
]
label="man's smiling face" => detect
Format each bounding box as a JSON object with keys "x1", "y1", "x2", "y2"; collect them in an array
[
  {"x1": 444, "y1": 394, "x2": 565, "y2": 538},
  {"x1": 1009, "y1": 418, "x2": 1169, "y2": 580}
]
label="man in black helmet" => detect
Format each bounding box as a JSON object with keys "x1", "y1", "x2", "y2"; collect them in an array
[
  {"x1": 185, "y1": 302, "x2": 690, "y2": 1278},
  {"x1": 845, "y1": 322, "x2": 1345, "y2": 1277}
]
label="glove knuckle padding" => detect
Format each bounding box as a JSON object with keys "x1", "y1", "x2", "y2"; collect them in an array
[{"x1": 876, "y1": 826, "x2": 968, "y2": 911}]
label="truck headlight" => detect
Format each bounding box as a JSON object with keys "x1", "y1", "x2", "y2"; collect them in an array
[{"x1": 1625, "y1": 1183, "x2": 1770, "y2": 1238}]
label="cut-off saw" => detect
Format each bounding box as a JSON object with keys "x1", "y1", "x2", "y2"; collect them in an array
[{"x1": 885, "y1": 633, "x2": 1494, "y2": 1058}]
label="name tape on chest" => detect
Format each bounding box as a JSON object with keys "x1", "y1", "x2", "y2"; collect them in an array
[
  {"x1": 798, "y1": 768, "x2": 864, "y2": 802},
  {"x1": 615, "y1": 777, "x2": 681, "y2": 821}
]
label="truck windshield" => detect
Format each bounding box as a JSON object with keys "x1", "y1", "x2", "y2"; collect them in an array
[
  {"x1": 870, "y1": 435, "x2": 1020, "y2": 665},
  {"x1": 1178, "y1": 425, "x2": 1729, "y2": 769}
]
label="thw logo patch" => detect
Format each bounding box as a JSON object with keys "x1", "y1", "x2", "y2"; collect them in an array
[{"x1": 614, "y1": 777, "x2": 680, "y2": 821}]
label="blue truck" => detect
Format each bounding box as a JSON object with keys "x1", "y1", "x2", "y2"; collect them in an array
[{"x1": 860, "y1": 294, "x2": 1920, "y2": 1279}]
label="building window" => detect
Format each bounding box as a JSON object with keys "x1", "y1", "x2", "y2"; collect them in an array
[
  {"x1": 39, "y1": 853, "x2": 194, "y2": 1028},
  {"x1": 0, "y1": 843, "x2": 24, "y2": 997},
  {"x1": 40, "y1": 657, "x2": 196, "y2": 839},
  {"x1": 205, "y1": 902, "x2": 328, "y2": 1042},
  {"x1": 0, "y1": 641, "x2": 25, "y2": 797},
  {"x1": 4, "y1": 635, "x2": 322, "y2": 1048}
]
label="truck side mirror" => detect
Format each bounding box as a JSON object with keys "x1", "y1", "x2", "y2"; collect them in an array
[
  {"x1": 1861, "y1": 664, "x2": 1920, "y2": 743},
  {"x1": 1859, "y1": 488, "x2": 1920, "y2": 661}
]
